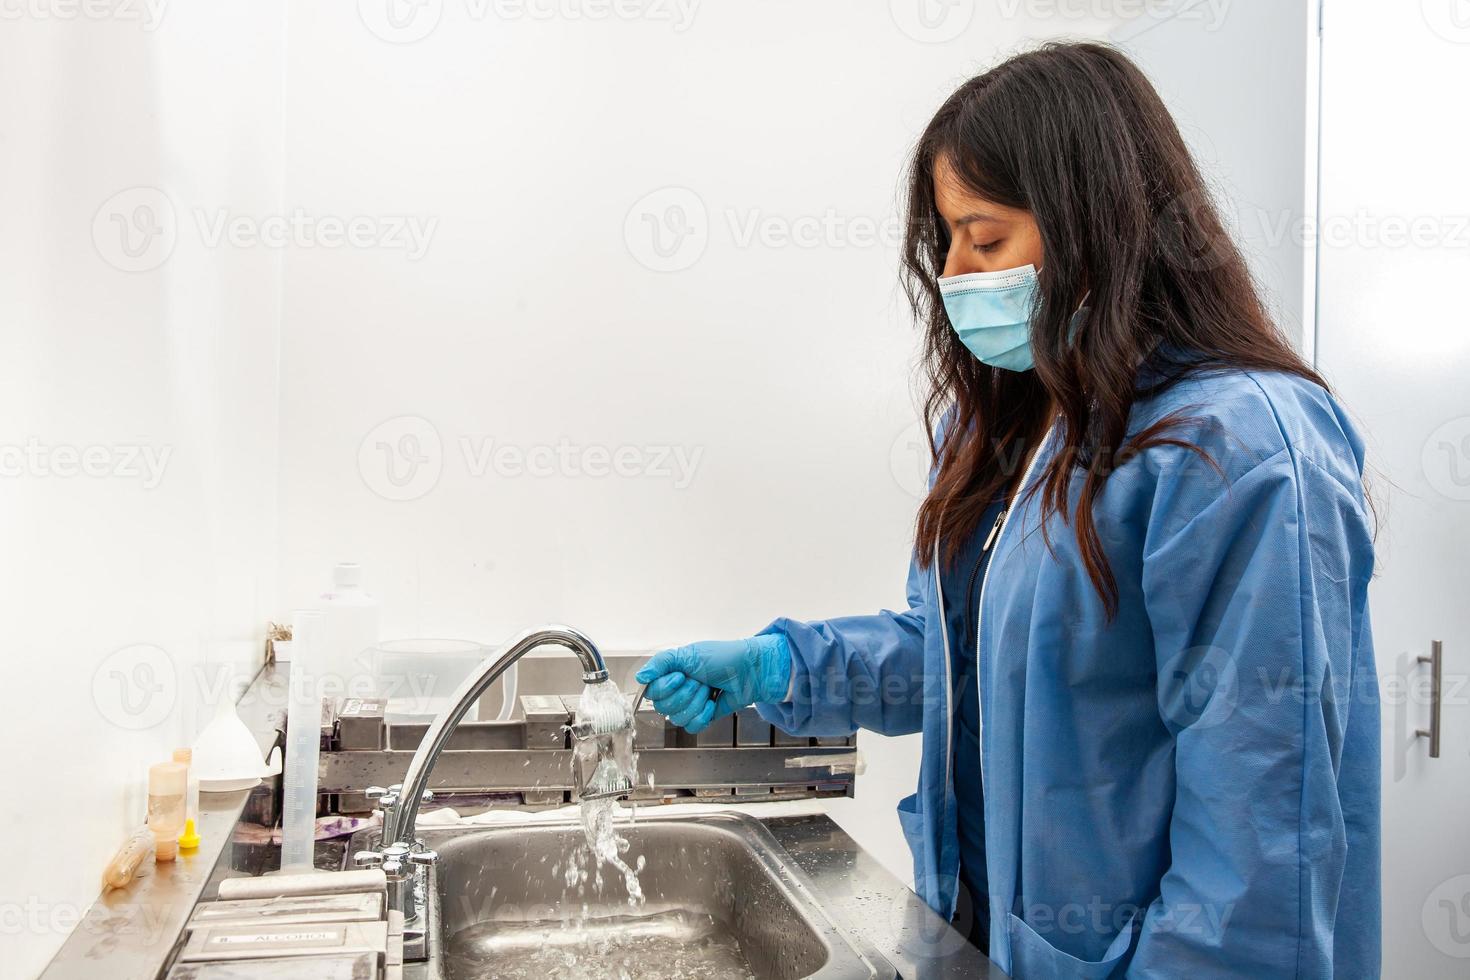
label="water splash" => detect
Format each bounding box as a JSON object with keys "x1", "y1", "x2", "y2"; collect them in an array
[{"x1": 571, "y1": 680, "x2": 643, "y2": 909}]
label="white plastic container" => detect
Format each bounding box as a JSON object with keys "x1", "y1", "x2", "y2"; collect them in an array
[
  {"x1": 371, "y1": 638, "x2": 502, "y2": 724},
  {"x1": 318, "y1": 563, "x2": 380, "y2": 701}
]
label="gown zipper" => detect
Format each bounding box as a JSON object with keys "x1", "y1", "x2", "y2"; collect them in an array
[
  {"x1": 981, "y1": 507, "x2": 1006, "y2": 553},
  {"x1": 972, "y1": 423, "x2": 1054, "y2": 786},
  {"x1": 935, "y1": 420, "x2": 1055, "y2": 920}
]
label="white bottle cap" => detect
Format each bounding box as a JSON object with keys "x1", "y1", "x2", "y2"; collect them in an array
[{"x1": 332, "y1": 562, "x2": 362, "y2": 589}]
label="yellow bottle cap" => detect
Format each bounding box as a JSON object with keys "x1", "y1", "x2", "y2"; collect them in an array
[{"x1": 178, "y1": 818, "x2": 201, "y2": 850}]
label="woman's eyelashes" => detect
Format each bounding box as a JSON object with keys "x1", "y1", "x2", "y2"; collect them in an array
[{"x1": 973, "y1": 239, "x2": 1002, "y2": 254}]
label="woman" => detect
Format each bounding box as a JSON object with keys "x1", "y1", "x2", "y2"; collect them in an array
[{"x1": 636, "y1": 42, "x2": 1379, "y2": 978}]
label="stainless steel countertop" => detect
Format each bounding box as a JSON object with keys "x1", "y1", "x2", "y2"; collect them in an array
[
  {"x1": 36, "y1": 786, "x2": 253, "y2": 979},
  {"x1": 37, "y1": 665, "x2": 286, "y2": 980},
  {"x1": 38, "y1": 663, "x2": 1008, "y2": 979},
  {"x1": 762, "y1": 813, "x2": 1007, "y2": 979}
]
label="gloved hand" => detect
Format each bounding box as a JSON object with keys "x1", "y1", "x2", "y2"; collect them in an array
[{"x1": 634, "y1": 635, "x2": 792, "y2": 734}]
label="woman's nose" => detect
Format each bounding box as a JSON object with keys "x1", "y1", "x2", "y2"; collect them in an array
[{"x1": 942, "y1": 239, "x2": 976, "y2": 278}]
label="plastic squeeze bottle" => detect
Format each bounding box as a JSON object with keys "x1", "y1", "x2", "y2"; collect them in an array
[
  {"x1": 147, "y1": 761, "x2": 187, "y2": 862},
  {"x1": 172, "y1": 747, "x2": 201, "y2": 851}
]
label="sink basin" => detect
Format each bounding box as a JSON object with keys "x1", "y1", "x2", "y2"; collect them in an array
[{"x1": 381, "y1": 811, "x2": 892, "y2": 979}]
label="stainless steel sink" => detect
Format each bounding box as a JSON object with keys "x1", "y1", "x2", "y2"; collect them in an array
[{"x1": 352, "y1": 810, "x2": 893, "y2": 979}]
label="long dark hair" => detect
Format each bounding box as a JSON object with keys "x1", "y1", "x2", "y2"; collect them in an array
[{"x1": 903, "y1": 42, "x2": 1329, "y2": 620}]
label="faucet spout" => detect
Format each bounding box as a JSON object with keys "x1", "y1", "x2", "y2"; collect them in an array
[
  {"x1": 382, "y1": 624, "x2": 610, "y2": 845},
  {"x1": 355, "y1": 624, "x2": 618, "y2": 961}
]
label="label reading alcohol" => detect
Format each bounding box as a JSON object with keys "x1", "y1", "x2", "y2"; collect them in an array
[{"x1": 208, "y1": 927, "x2": 345, "y2": 947}]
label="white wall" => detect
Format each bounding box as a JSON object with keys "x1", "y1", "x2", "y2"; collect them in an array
[
  {"x1": 274, "y1": 3, "x2": 1123, "y2": 880},
  {"x1": 1314, "y1": 2, "x2": 1470, "y2": 976},
  {"x1": 0, "y1": 12, "x2": 1186, "y2": 974},
  {"x1": 0, "y1": 4, "x2": 284, "y2": 976}
]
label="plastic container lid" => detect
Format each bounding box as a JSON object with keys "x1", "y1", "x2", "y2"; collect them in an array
[
  {"x1": 178, "y1": 818, "x2": 201, "y2": 850},
  {"x1": 332, "y1": 562, "x2": 362, "y2": 589}
]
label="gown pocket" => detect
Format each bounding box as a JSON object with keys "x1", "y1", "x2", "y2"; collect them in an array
[
  {"x1": 1005, "y1": 905, "x2": 1142, "y2": 979},
  {"x1": 896, "y1": 791, "x2": 925, "y2": 855},
  {"x1": 893, "y1": 787, "x2": 917, "y2": 846}
]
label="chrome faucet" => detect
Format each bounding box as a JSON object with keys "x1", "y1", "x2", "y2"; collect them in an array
[{"x1": 354, "y1": 624, "x2": 624, "y2": 958}]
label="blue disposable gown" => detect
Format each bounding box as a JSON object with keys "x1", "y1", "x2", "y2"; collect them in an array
[{"x1": 756, "y1": 365, "x2": 1380, "y2": 978}]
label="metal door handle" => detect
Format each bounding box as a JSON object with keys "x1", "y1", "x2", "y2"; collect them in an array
[{"x1": 1416, "y1": 640, "x2": 1443, "y2": 759}]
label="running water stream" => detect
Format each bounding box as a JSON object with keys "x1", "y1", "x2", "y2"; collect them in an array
[{"x1": 568, "y1": 679, "x2": 645, "y2": 907}]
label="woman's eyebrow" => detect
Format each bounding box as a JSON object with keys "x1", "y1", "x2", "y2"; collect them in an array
[{"x1": 953, "y1": 211, "x2": 1003, "y2": 228}]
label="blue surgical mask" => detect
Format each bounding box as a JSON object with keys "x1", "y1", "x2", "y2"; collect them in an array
[{"x1": 938, "y1": 263, "x2": 1040, "y2": 372}]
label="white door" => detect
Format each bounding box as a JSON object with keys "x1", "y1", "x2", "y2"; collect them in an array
[{"x1": 1314, "y1": 1, "x2": 1470, "y2": 976}]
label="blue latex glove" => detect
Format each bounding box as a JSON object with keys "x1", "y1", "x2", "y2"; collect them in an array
[{"x1": 634, "y1": 635, "x2": 792, "y2": 734}]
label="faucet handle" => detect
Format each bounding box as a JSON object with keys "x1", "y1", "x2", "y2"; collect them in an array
[
  {"x1": 408, "y1": 848, "x2": 439, "y2": 867},
  {"x1": 366, "y1": 786, "x2": 398, "y2": 814},
  {"x1": 353, "y1": 850, "x2": 385, "y2": 869},
  {"x1": 377, "y1": 788, "x2": 429, "y2": 815},
  {"x1": 380, "y1": 842, "x2": 411, "y2": 878}
]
